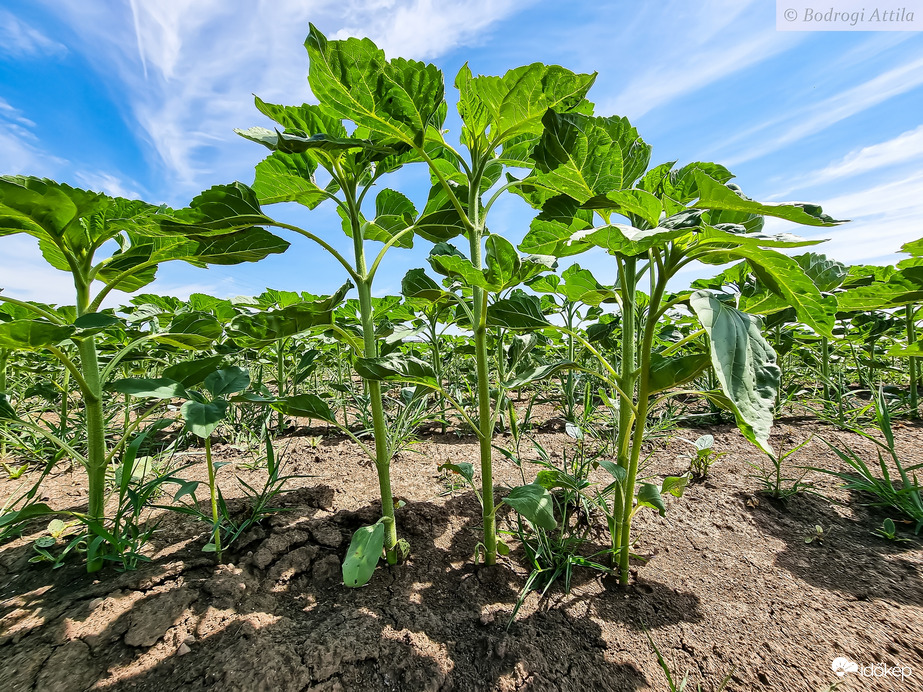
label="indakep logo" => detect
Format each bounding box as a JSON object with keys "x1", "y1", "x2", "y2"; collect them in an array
[{"x1": 831, "y1": 657, "x2": 859, "y2": 677}]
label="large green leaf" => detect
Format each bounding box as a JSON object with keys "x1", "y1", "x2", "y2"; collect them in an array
[
  {"x1": 342, "y1": 521, "x2": 385, "y2": 587},
  {"x1": 0, "y1": 176, "x2": 108, "y2": 243},
  {"x1": 794, "y1": 252, "x2": 847, "y2": 293},
  {"x1": 401, "y1": 268, "x2": 452, "y2": 302},
  {"x1": 518, "y1": 195, "x2": 594, "y2": 258},
  {"x1": 250, "y1": 151, "x2": 332, "y2": 208},
  {"x1": 272, "y1": 393, "x2": 337, "y2": 424},
  {"x1": 647, "y1": 353, "x2": 710, "y2": 394},
  {"x1": 487, "y1": 295, "x2": 552, "y2": 329},
  {"x1": 693, "y1": 172, "x2": 844, "y2": 226},
  {"x1": 108, "y1": 377, "x2": 187, "y2": 400},
  {"x1": 689, "y1": 291, "x2": 780, "y2": 454},
  {"x1": 574, "y1": 223, "x2": 691, "y2": 257},
  {"x1": 713, "y1": 245, "x2": 837, "y2": 338},
  {"x1": 0, "y1": 320, "x2": 74, "y2": 350},
  {"x1": 525, "y1": 110, "x2": 651, "y2": 204},
  {"x1": 304, "y1": 25, "x2": 444, "y2": 147},
  {"x1": 354, "y1": 353, "x2": 439, "y2": 389},
  {"x1": 204, "y1": 367, "x2": 250, "y2": 398},
  {"x1": 181, "y1": 398, "x2": 229, "y2": 438},
  {"x1": 360, "y1": 188, "x2": 417, "y2": 248},
  {"x1": 835, "y1": 269, "x2": 923, "y2": 311},
  {"x1": 427, "y1": 243, "x2": 489, "y2": 289},
  {"x1": 503, "y1": 361, "x2": 580, "y2": 389},
  {"x1": 168, "y1": 312, "x2": 223, "y2": 342},
  {"x1": 502, "y1": 483, "x2": 556, "y2": 531},
  {"x1": 229, "y1": 283, "x2": 350, "y2": 345},
  {"x1": 455, "y1": 62, "x2": 595, "y2": 149},
  {"x1": 163, "y1": 356, "x2": 225, "y2": 388},
  {"x1": 156, "y1": 183, "x2": 274, "y2": 236}
]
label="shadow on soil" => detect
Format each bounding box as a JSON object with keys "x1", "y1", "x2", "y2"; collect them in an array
[
  {"x1": 744, "y1": 489, "x2": 923, "y2": 607},
  {"x1": 0, "y1": 487, "x2": 707, "y2": 691}
]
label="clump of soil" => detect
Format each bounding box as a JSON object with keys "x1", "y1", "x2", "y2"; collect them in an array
[{"x1": 1, "y1": 420, "x2": 922, "y2": 691}]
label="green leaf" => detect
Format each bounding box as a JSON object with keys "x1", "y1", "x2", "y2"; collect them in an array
[
  {"x1": 519, "y1": 195, "x2": 594, "y2": 258},
  {"x1": 503, "y1": 483, "x2": 557, "y2": 531},
  {"x1": 168, "y1": 312, "x2": 223, "y2": 342},
  {"x1": 574, "y1": 223, "x2": 691, "y2": 257},
  {"x1": 342, "y1": 521, "x2": 385, "y2": 587},
  {"x1": 583, "y1": 188, "x2": 662, "y2": 228},
  {"x1": 647, "y1": 353, "x2": 710, "y2": 394},
  {"x1": 181, "y1": 399, "x2": 229, "y2": 438},
  {"x1": 0, "y1": 502, "x2": 55, "y2": 528},
  {"x1": 0, "y1": 320, "x2": 74, "y2": 350},
  {"x1": 661, "y1": 475, "x2": 688, "y2": 498},
  {"x1": 204, "y1": 367, "x2": 250, "y2": 398},
  {"x1": 401, "y1": 268, "x2": 451, "y2": 302},
  {"x1": 456, "y1": 63, "x2": 595, "y2": 148},
  {"x1": 598, "y1": 459, "x2": 627, "y2": 483},
  {"x1": 250, "y1": 151, "x2": 332, "y2": 208},
  {"x1": 835, "y1": 269, "x2": 923, "y2": 311},
  {"x1": 0, "y1": 176, "x2": 110, "y2": 244},
  {"x1": 689, "y1": 291, "x2": 780, "y2": 454},
  {"x1": 693, "y1": 171, "x2": 845, "y2": 226},
  {"x1": 0, "y1": 393, "x2": 18, "y2": 420},
  {"x1": 229, "y1": 282, "x2": 350, "y2": 345},
  {"x1": 716, "y1": 245, "x2": 837, "y2": 338},
  {"x1": 162, "y1": 356, "x2": 225, "y2": 388},
  {"x1": 363, "y1": 188, "x2": 417, "y2": 248},
  {"x1": 438, "y1": 462, "x2": 474, "y2": 485},
  {"x1": 503, "y1": 361, "x2": 580, "y2": 389},
  {"x1": 157, "y1": 183, "x2": 273, "y2": 235},
  {"x1": 272, "y1": 393, "x2": 337, "y2": 424},
  {"x1": 636, "y1": 483, "x2": 667, "y2": 517},
  {"x1": 526, "y1": 110, "x2": 651, "y2": 204},
  {"x1": 487, "y1": 294, "x2": 551, "y2": 329},
  {"x1": 427, "y1": 243, "x2": 489, "y2": 289},
  {"x1": 108, "y1": 377, "x2": 187, "y2": 400},
  {"x1": 794, "y1": 252, "x2": 847, "y2": 293},
  {"x1": 73, "y1": 313, "x2": 121, "y2": 333},
  {"x1": 354, "y1": 353, "x2": 439, "y2": 389},
  {"x1": 305, "y1": 25, "x2": 444, "y2": 147}
]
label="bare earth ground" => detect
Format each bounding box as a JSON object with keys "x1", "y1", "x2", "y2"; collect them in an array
[{"x1": 1, "y1": 413, "x2": 922, "y2": 692}]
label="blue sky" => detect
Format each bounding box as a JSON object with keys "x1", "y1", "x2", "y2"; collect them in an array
[{"x1": 2, "y1": 1, "x2": 922, "y2": 306}]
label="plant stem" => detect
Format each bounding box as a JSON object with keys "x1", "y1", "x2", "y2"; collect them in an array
[
  {"x1": 906, "y1": 304, "x2": 918, "y2": 418},
  {"x1": 205, "y1": 436, "x2": 221, "y2": 561},
  {"x1": 612, "y1": 257, "x2": 636, "y2": 566},
  {"x1": 468, "y1": 231, "x2": 497, "y2": 565},
  {"x1": 821, "y1": 336, "x2": 830, "y2": 405}
]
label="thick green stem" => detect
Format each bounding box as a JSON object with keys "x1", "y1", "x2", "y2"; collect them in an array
[
  {"x1": 907, "y1": 304, "x2": 918, "y2": 417},
  {"x1": 468, "y1": 230, "x2": 497, "y2": 565},
  {"x1": 617, "y1": 255, "x2": 666, "y2": 585},
  {"x1": 0, "y1": 348, "x2": 8, "y2": 457},
  {"x1": 611, "y1": 257, "x2": 637, "y2": 562},
  {"x1": 77, "y1": 338, "x2": 106, "y2": 524},
  {"x1": 205, "y1": 436, "x2": 222, "y2": 561},
  {"x1": 821, "y1": 336, "x2": 830, "y2": 404},
  {"x1": 357, "y1": 278, "x2": 399, "y2": 560}
]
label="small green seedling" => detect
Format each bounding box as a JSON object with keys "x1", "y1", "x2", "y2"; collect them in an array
[
  {"x1": 804, "y1": 524, "x2": 830, "y2": 544},
  {"x1": 2, "y1": 461, "x2": 28, "y2": 479},
  {"x1": 874, "y1": 518, "x2": 911, "y2": 542},
  {"x1": 681, "y1": 434, "x2": 726, "y2": 479}
]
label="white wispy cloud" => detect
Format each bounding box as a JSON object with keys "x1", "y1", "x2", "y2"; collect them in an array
[
  {"x1": 723, "y1": 54, "x2": 923, "y2": 165},
  {"x1": 74, "y1": 171, "x2": 144, "y2": 199},
  {"x1": 604, "y1": 0, "x2": 800, "y2": 120},
  {"x1": 808, "y1": 124, "x2": 923, "y2": 184},
  {"x1": 332, "y1": 0, "x2": 526, "y2": 59},
  {"x1": 0, "y1": 10, "x2": 67, "y2": 59},
  {"x1": 35, "y1": 0, "x2": 529, "y2": 201},
  {"x1": 0, "y1": 97, "x2": 67, "y2": 176}
]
